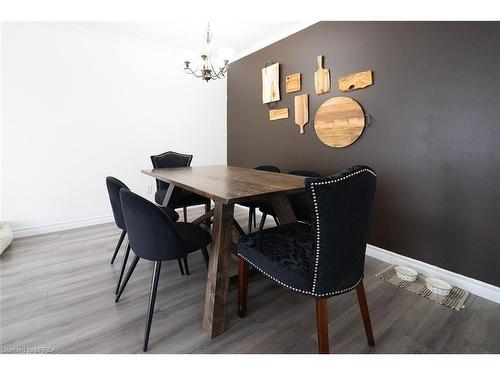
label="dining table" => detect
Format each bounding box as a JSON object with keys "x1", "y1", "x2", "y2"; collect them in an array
[{"x1": 142, "y1": 165, "x2": 306, "y2": 338}]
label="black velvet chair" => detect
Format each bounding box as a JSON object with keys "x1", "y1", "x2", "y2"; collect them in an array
[
  {"x1": 239, "y1": 165, "x2": 281, "y2": 233},
  {"x1": 237, "y1": 165, "x2": 377, "y2": 353},
  {"x1": 150, "y1": 151, "x2": 211, "y2": 222},
  {"x1": 106, "y1": 177, "x2": 183, "y2": 296},
  {"x1": 258, "y1": 170, "x2": 321, "y2": 230},
  {"x1": 116, "y1": 190, "x2": 212, "y2": 352}
]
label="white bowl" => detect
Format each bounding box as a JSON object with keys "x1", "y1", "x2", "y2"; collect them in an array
[
  {"x1": 425, "y1": 277, "x2": 452, "y2": 296},
  {"x1": 395, "y1": 266, "x2": 418, "y2": 282}
]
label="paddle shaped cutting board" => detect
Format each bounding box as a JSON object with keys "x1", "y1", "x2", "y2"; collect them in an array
[
  {"x1": 314, "y1": 97, "x2": 365, "y2": 148},
  {"x1": 294, "y1": 94, "x2": 309, "y2": 134},
  {"x1": 314, "y1": 55, "x2": 330, "y2": 95}
]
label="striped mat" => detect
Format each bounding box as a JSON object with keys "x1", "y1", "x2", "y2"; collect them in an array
[{"x1": 375, "y1": 265, "x2": 469, "y2": 311}]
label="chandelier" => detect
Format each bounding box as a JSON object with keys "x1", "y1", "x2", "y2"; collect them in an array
[{"x1": 183, "y1": 23, "x2": 234, "y2": 82}]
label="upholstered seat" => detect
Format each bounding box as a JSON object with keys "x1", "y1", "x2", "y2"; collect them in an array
[
  {"x1": 238, "y1": 222, "x2": 313, "y2": 292},
  {"x1": 155, "y1": 188, "x2": 209, "y2": 209},
  {"x1": 116, "y1": 190, "x2": 212, "y2": 351},
  {"x1": 175, "y1": 222, "x2": 212, "y2": 253},
  {"x1": 150, "y1": 151, "x2": 211, "y2": 222},
  {"x1": 238, "y1": 165, "x2": 281, "y2": 233},
  {"x1": 237, "y1": 165, "x2": 377, "y2": 354}
]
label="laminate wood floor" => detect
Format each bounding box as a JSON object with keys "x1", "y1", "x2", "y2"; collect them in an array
[{"x1": 1, "y1": 206, "x2": 499, "y2": 354}]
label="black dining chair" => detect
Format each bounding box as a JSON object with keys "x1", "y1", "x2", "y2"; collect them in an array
[
  {"x1": 106, "y1": 177, "x2": 184, "y2": 295},
  {"x1": 237, "y1": 165, "x2": 377, "y2": 354},
  {"x1": 150, "y1": 151, "x2": 211, "y2": 222},
  {"x1": 116, "y1": 189, "x2": 212, "y2": 352},
  {"x1": 239, "y1": 165, "x2": 281, "y2": 233},
  {"x1": 258, "y1": 170, "x2": 321, "y2": 230}
]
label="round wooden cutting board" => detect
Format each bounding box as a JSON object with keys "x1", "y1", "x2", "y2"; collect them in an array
[{"x1": 314, "y1": 96, "x2": 365, "y2": 148}]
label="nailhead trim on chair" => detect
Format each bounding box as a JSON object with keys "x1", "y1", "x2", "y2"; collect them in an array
[
  {"x1": 310, "y1": 168, "x2": 376, "y2": 293},
  {"x1": 237, "y1": 252, "x2": 363, "y2": 298}
]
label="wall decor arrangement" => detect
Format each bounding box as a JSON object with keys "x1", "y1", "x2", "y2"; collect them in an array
[
  {"x1": 314, "y1": 96, "x2": 365, "y2": 148},
  {"x1": 269, "y1": 108, "x2": 289, "y2": 121},
  {"x1": 286, "y1": 73, "x2": 301, "y2": 93},
  {"x1": 338, "y1": 70, "x2": 373, "y2": 92},
  {"x1": 294, "y1": 94, "x2": 309, "y2": 134},
  {"x1": 262, "y1": 63, "x2": 280, "y2": 104},
  {"x1": 314, "y1": 55, "x2": 331, "y2": 95}
]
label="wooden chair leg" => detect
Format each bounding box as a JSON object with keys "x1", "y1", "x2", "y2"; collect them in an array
[
  {"x1": 258, "y1": 213, "x2": 267, "y2": 231},
  {"x1": 356, "y1": 281, "x2": 375, "y2": 346},
  {"x1": 115, "y1": 242, "x2": 131, "y2": 294},
  {"x1": 115, "y1": 255, "x2": 140, "y2": 302},
  {"x1": 201, "y1": 246, "x2": 210, "y2": 269},
  {"x1": 247, "y1": 208, "x2": 253, "y2": 234},
  {"x1": 110, "y1": 230, "x2": 126, "y2": 264},
  {"x1": 238, "y1": 258, "x2": 249, "y2": 318},
  {"x1": 143, "y1": 261, "x2": 161, "y2": 352},
  {"x1": 252, "y1": 207, "x2": 257, "y2": 228},
  {"x1": 177, "y1": 258, "x2": 185, "y2": 275},
  {"x1": 182, "y1": 256, "x2": 190, "y2": 275},
  {"x1": 183, "y1": 206, "x2": 188, "y2": 222},
  {"x1": 315, "y1": 299, "x2": 330, "y2": 354}
]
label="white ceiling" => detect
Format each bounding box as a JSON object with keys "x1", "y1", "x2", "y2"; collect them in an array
[{"x1": 73, "y1": 21, "x2": 301, "y2": 57}]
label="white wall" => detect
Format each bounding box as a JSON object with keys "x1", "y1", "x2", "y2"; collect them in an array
[{"x1": 1, "y1": 22, "x2": 227, "y2": 236}]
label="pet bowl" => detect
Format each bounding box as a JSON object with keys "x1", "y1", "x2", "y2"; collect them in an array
[
  {"x1": 395, "y1": 266, "x2": 418, "y2": 282},
  {"x1": 425, "y1": 277, "x2": 452, "y2": 296}
]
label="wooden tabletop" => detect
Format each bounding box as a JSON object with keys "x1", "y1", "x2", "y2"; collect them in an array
[{"x1": 142, "y1": 165, "x2": 305, "y2": 204}]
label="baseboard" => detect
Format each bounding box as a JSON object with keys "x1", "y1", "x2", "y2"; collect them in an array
[
  {"x1": 11, "y1": 204, "x2": 209, "y2": 239},
  {"x1": 366, "y1": 244, "x2": 500, "y2": 304},
  {"x1": 13, "y1": 215, "x2": 115, "y2": 238}
]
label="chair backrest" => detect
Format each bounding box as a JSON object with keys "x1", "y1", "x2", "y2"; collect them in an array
[
  {"x1": 150, "y1": 151, "x2": 193, "y2": 191},
  {"x1": 106, "y1": 177, "x2": 130, "y2": 230},
  {"x1": 305, "y1": 165, "x2": 376, "y2": 296},
  {"x1": 255, "y1": 165, "x2": 281, "y2": 173},
  {"x1": 119, "y1": 189, "x2": 186, "y2": 261},
  {"x1": 288, "y1": 170, "x2": 322, "y2": 222}
]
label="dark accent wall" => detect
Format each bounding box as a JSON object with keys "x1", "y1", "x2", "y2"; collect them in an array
[{"x1": 227, "y1": 22, "x2": 500, "y2": 286}]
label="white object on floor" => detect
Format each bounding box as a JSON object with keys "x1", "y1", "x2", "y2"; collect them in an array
[
  {"x1": 395, "y1": 265, "x2": 418, "y2": 282},
  {"x1": 0, "y1": 222, "x2": 14, "y2": 254},
  {"x1": 425, "y1": 277, "x2": 452, "y2": 296}
]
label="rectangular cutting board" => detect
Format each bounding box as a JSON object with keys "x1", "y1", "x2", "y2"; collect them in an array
[
  {"x1": 262, "y1": 63, "x2": 280, "y2": 104},
  {"x1": 269, "y1": 108, "x2": 289, "y2": 121}
]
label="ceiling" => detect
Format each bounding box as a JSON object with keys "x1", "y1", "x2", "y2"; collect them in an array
[{"x1": 73, "y1": 21, "x2": 301, "y2": 58}]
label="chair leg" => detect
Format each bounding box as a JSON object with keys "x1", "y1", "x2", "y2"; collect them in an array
[
  {"x1": 356, "y1": 281, "x2": 375, "y2": 346},
  {"x1": 315, "y1": 299, "x2": 330, "y2": 354},
  {"x1": 143, "y1": 261, "x2": 162, "y2": 352},
  {"x1": 251, "y1": 207, "x2": 257, "y2": 228},
  {"x1": 177, "y1": 258, "x2": 185, "y2": 275},
  {"x1": 238, "y1": 258, "x2": 249, "y2": 318},
  {"x1": 201, "y1": 246, "x2": 209, "y2": 269},
  {"x1": 247, "y1": 208, "x2": 253, "y2": 234},
  {"x1": 272, "y1": 215, "x2": 280, "y2": 226},
  {"x1": 110, "y1": 230, "x2": 126, "y2": 264},
  {"x1": 182, "y1": 256, "x2": 190, "y2": 275},
  {"x1": 258, "y1": 213, "x2": 267, "y2": 231},
  {"x1": 183, "y1": 206, "x2": 188, "y2": 222},
  {"x1": 115, "y1": 255, "x2": 140, "y2": 302},
  {"x1": 115, "y1": 242, "x2": 131, "y2": 295}
]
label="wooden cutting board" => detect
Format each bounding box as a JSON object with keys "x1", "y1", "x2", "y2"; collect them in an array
[
  {"x1": 314, "y1": 97, "x2": 365, "y2": 148},
  {"x1": 286, "y1": 73, "x2": 301, "y2": 93},
  {"x1": 338, "y1": 70, "x2": 373, "y2": 92},
  {"x1": 262, "y1": 63, "x2": 280, "y2": 104},
  {"x1": 269, "y1": 108, "x2": 289, "y2": 121},
  {"x1": 314, "y1": 55, "x2": 330, "y2": 95},
  {"x1": 294, "y1": 94, "x2": 309, "y2": 134}
]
